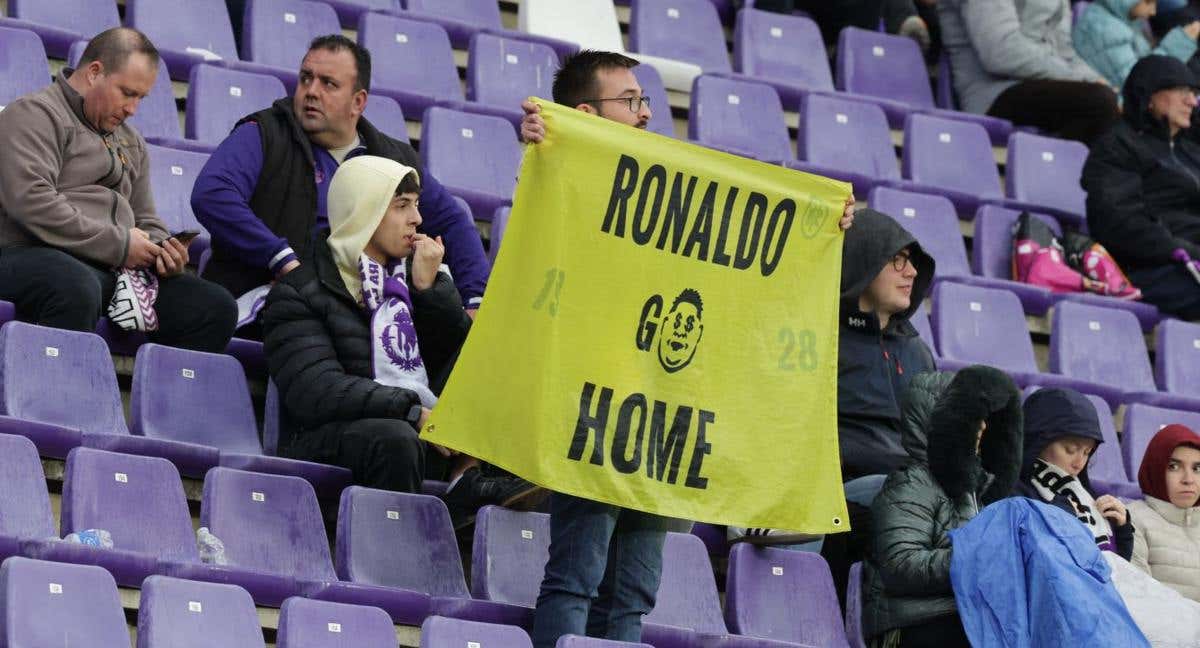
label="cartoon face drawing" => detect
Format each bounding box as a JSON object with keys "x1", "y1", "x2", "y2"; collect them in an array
[{"x1": 657, "y1": 288, "x2": 704, "y2": 373}]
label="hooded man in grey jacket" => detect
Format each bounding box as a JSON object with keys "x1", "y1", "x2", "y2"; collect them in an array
[{"x1": 0, "y1": 28, "x2": 236, "y2": 352}]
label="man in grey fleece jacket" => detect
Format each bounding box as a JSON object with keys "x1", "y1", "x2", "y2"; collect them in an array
[{"x1": 0, "y1": 28, "x2": 235, "y2": 352}]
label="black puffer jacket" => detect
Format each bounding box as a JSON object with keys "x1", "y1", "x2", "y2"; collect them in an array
[
  {"x1": 862, "y1": 366, "x2": 1023, "y2": 639},
  {"x1": 838, "y1": 208, "x2": 937, "y2": 480},
  {"x1": 262, "y1": 233, "x2": 471, "y2": 453},
  {"x1": 1082, "y1": 55, "x2": 1200, "y2": 272}
]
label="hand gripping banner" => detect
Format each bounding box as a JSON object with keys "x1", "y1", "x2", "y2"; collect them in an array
[{"x1": 424, "y1": 99, "x2": 852, "y2": 532}]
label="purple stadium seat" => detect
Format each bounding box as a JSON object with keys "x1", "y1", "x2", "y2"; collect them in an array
[
  {"x1": 335, "y1": 488, "x2": 531, "y2": 627},
  {"x1": 226, "y1": 0, "x2": 342, "y2": 95},
  {"x1": 420, "y1": 615, "x2": 533, "y2": 648},
  {"x1": 403, "y1": 0, "x2": 577, "y2": 61},
  {"x1": 0, "y1": 0, "x2": 118, "y2": 59},
  {"x1": 364, "y1": 95, "x2": 411, "y2": 144},
  {"x1": 845, "y1": 562, "x2": 865, "y2": 648},
  {"x1": 634, "y1": 64, "x2": 676, "y2": 138},
  {"x1": 137, "y1": 576, "x2": 266, "y2": 648},
  {"x1": 689, "y1": 74, "x2": 793, "y2": 163},
  {"x1": 970, "y1": 204, "x2": 1063, "y2": 315},
  {"x1": 557, "y1": 637, "x2": 653, "y2": 648},
  {"x1": 277, "y1": 597, "x2": 399, "y2": 648},
  {"x1": 263, "y1": 379, "x2": 280, "y2": 456},
  {"x1": 835, "y1": 27, "x2": 1012, "y2": 145},
  {"x1": 1121, "y1": 404, "x2": 1200, "y2": 484},
  {"x1": 1048, "y1": 301, "x2": 1162, "y2": 410},
  {"x1": 146, "y1": 144, "x2": 212, "y2": 261},
  {"x1": 0, "y1": 557, "x2": 129, "y2": 647},
  {"x1": 732, "y1": 9, "x2": 834, "y2": 108},
  {"x1": 465, "y1": 32, "x2": 559, "y2": 129},
  {"x1": 323, "y1": 0, "x2": 399, "y2": 28},
  {"x1": 691, "y1": 522, "x2": 729, "y2": 557},
  {"x1": 470, "y1": 506, "x2": 549, "y2": 609},
  {"x1": 489, "y1": 207, "x2": 511, "y2": 266},
  {"x1": 630, "y1": 0, "x2": 732, "y2": 74},
  {"x1": 357, "y1": 13, "x2": 463, "y2": 123},
  {"x1": 420, "y1": 107, "x2": 520, "y2": 223},
  {"x1": 226, "y1": 336, "x2": 268, "y2": 380},
  {"x1": 935, "y1": 53, "x2": 954, "y2": 110},
  {"x1": 868, "y1": 185, "x2": 971, "y2": 279},
  {"x1": 25, "y1": 448, "x2": 197, "y2": 586},
  {"x1": 131, "y1": 343, "x2": 352, "y2": 495},
  {"x1": 0, "y1": 26, "x2": 51, "y2": 109},
  {"x1": 910, "y1": 303, "x2": 937, "y2": 360},
  {"x1": 1004, "y1": 131, "x2": 1088, "y2": 228},
  {"x1": 1155, "y1": 319, "x2": 1200, "y2": 398},
  {"x1": 186, "y1": 64, "x2": 287, "y2": 146},
  {"x1": 0, "y1": 434, "x2": 54, "y2": 562},
  {"x1": 0, "y1": 302, "x2": 13, "y2": 327},
  {"x1": 1079, "y1": 394, "x2": 1142, "y2": 500},
  {"x1": 126, "y1": 0, "x2": 240, "y2": 81},
  {"x1": 645, "y1": 533, "x2": 810, "y2": 648},
  {"x1": 725, "y1": 545, "x2": 849, "y2": 647},
  {"x1": 793, "y1": 93, "x2": 899, "y2": 196}
]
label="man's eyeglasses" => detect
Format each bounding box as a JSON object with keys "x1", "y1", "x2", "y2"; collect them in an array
[
  {"x1": 584, "y1": 96, "x2": 650, "y2": 113},
  {"x1": 891, "y1": 252, "x2": 912, "y2": 272}
]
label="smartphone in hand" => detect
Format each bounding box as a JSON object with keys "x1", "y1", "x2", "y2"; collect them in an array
[{"x1": 169, "y1": 230, "x2": 201, "y2": 246}]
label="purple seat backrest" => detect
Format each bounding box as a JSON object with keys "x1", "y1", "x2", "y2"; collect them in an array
[
  {"x1": 277, "y1": 597, "x2": 398, "y2": 647},
  {"x1": 325, "y1": 0, "x2": 401, "y2": 28},
  {"x1": 126, "y1": 0, "x2": 240, "y2": 60},
  {"x1": 7, "y1": 0, "x2": 119, "y2": 58},
  {"x1": 902, "y1": 113, "x2": 1003, "y2": 199},
  {"x1": 0, "y1": 26, "x2": 51, "y2": 108},
  {"x1": 971, "y1": 204, "x2": 1062, "y2": 279},
  {"x1": 242, "y1": 0, "x2": 340, "y2": 68},
  {"x1": 725, "y1": 544, "x2": 850, "y2": 647},
  {"x1": 1049, "y1": 301, "x2": 1156, "y2": 391},
  {"x1": 836, "y1": 26, "x2": 933, "y2": 109},
  {"x1": 263, "y1": 379, "x2": 280, "y2": 456},
  {"x1": 645, "y1": 532, "x2": 727, "y2": 634},
  {"x1": 557, "y1": 637, "x2": 653, "y2": 648},
  {"x1": 633, "y1": 64, "x2": 676, "y2": 137},
  {"x1": 846, "y1": 562, "x2": 865, "y2": 648},
  {"x1": 1155, "y1": 318, "x2": 1200, "y2": 397},
  {"x1": 420, "y1": 615, "x2": 533, "y2": 648},
  {"x1": 910, "y1": 303, "x2": 938, "y2": 358},
  {"x1": 734, "y1": 9, "x2": 833, "y2": 92},
  {"x1": 336, "y1": 487, "x2": 469, "y2": 598},
  {"x1": 201, "y1": 467, "x2": 337, "y2": 581},
  {"x1": 630, "y1": 0, "x2": 731, "y2": 73},
  {"x1": 0, "y1": 322, "x2": 127, "y2": 435},
  {"x1": 187, "y1": 64, "x2": 286, "y2": 145},
  {"x1": 357, "y1": 13, "x2": 463, "y2": 102},
  {"x1": 1081, "y1": 394, "x2": 1131, "y2": 484},
  {"x1": 138, "y1": 576, "x2": 265, "y2": 648},
  {"x1": 1005, "y1": 131, "x2": 1088, "y2": 216},
  {"x1": 68, "y1": 40, "x2": 180, "y2": 140},
  {"x1": 689, "y1": 74, "x2": 791, "y2": 162},
  {"x1": 363, "y1": 95, "x2": 410, "y2": 144},
  {"x1": 131, "y1": 343, "x2": 261, "y2": 455},
  {"x1": 489, "y1": 206, "x2": 511, "y2": 266},
  {"x1": 0, "y1": 434, "x2": 54, "y2": 541},
  {"x1": 799, "y1": 93, "x2": 899, "y2": 181},
  {"x1": 406, "y1": 0, "x2": 503, "y2": 29},
  {"x1": 1122, "y1": 404, "x2": 1200, "y2": 481},
  {"x1": 420, "y1": 107, "x2": 521, "y2": 200},
  {"x1": 62, "y1": 448, "x2": 198, "y2": 561},
  {"x1": 145, "y1": 145, "x2": 211, "y2": 239},
  {"x1": 931, "y1": 281, "x2": 1039, "y2": 374},
  {"x1": 0, "y1": 557, "x2": 129, "y2": 646},
  {"x1": 470, "y1": 505, "x2": 549, "y2": 605},
  {"x1": 467, "y1": 33, "x2": 559, "y2": 110},
  {"x1": 935, "y1": 52, "x2": 955, "y2": 110},
  {"x1": 869, "y1": 185, "x2": 969, "y2": 276}
]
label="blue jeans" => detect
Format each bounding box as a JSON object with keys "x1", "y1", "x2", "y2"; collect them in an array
[{"x1": 530, "y1": 493, "x2": 673, "y2": 648}]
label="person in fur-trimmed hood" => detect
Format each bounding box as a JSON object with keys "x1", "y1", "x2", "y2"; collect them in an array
[{"x1": 862, "y1": 365, "x2": 1023, "y2": 648}]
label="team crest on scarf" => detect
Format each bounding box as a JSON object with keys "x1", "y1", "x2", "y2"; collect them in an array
[{"x1": 359, "y1": 254, "x2": 438, "y2": 407}]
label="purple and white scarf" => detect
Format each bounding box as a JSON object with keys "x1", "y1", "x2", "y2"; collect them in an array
[
  {"x1": 107, "y1": 268, "x2": 159, "y2": 332},
  {"x1": 360, "y1": 254, "x2": 437, "y2": 407}
]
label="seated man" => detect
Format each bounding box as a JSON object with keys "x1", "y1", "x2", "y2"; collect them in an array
[
  {"x1": 262, "y1": 155, "x2": 533, "y2": 511},
  {"x1": 1083, "y1": 55, "x2": 1200, "y2": 320},
  {"x1": 0, "y1": 27, "x2": 236, "y2": 352},
  {"x1": 192, "y1": 35, "x2": 489, "y2": 332}
]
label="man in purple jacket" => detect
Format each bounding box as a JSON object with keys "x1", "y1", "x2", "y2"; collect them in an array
[{"x1": 191, "y1": 35, "x2": 489, "y2": 328}]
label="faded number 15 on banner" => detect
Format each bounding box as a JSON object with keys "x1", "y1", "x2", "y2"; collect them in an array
[
  {"x1": 778, "y1": 327, "x2": 817, "y2": 371},
  {"x1": 533, "y1": 268, "x2": 566, "y2": 316}
]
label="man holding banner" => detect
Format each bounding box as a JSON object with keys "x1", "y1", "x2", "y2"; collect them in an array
[{"x1": 422, "y1": 50, "x2": 854, "y2": 646}]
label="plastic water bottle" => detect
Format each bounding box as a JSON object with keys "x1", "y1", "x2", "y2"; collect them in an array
[
  {"x1": 197, "y1": 527, "x2": 227, "y2": 565},
  {"x1": 65, "y1": 529, "x2": 113, "y2": 548}
]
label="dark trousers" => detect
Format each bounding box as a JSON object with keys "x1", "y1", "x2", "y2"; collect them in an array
[
  {"x1": 1128, "y1": 263, "x2": 1200, "y2": 320},
  {"x1": 0, "y1": 246, "x2": 236, "y2": 353},
  {"x1": 892, "y1": 614, "x2": 970, "y2": 648},
  {"x1": 530, "y1": 494, "x2": 673, "y2": 648},
  {"x1": 987, "y1": 79, "x2": 1120, "y2": 145},
  {"x1": 284, "y1": 418, "x2": 426, "y2": 493}
]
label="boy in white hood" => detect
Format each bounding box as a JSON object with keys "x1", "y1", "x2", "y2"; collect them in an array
[{"x1": 263, "y1": 155, "x2": 537, "y2": 518}]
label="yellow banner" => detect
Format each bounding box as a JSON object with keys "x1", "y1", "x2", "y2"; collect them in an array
[{"x1": 424, "y1": 99, "x2": 850, "y2": 532}]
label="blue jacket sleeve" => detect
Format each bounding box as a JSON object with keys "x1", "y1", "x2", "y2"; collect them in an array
[
  {"x1": 190, "y1": 122, "x2": 298, "y2": 277},
  {"x1": 416, "y1": 171, "x2": 490, "y2": 308}
]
